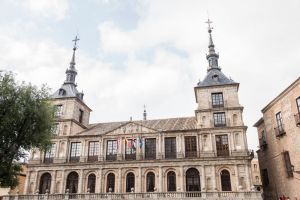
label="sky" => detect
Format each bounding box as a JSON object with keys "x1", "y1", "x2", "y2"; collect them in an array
[{"x1": 1, "y1": 0, "x2": 299, "y2": 151}]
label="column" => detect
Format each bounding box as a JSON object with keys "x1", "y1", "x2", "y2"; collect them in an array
[
  {"x1": 181, "y1": 134, "x2": 185, "y2": 158},
  {"x1": 211, "y1": 166, "x2": 216, "y2": 191},
  {"x1": 80, "y1": 140, "x2": 86, "y2": 162},
  {"x1": 138, "y1": 168, "x2": 142, "y2": 192},
  {"x1": 230, "y1": 132, "x2": 236, "y2": 152},
  {"x1": 24, "y1": 171, "x2": 31, "y2": 194},
  {"x1": 97, "y1": 168, "x2": 102, "y2": 193},
  {"x1": 99, "y1": 137, "x2": 104, "y2": 161},
  {"x1": 78, "y1": 169, "x2": 84, "y2": 193},
  {"x1": 50, "y1": 171, "x2": 56, "y2": 194},
  {"x1": 201, "y1": 166, "x2": 206, "y2": 191},
  {"x1": 158, "y1": 167, "x2": 163, "y2": 192},
  {"x1": 61, "y1": 170, "x2": 65, "y2": 193},
  {"x1": 235, "y1": 165, "x2": 239, "y2": 191},
  {"x1": 33, "y1": 171, "x2": 38, "y2": 193},
  {"x1": 210, "y1": 134, "x2": 214, "y2": 152},
  {"x1": 158, "y1": 134, "x2": 162, "y2": 159},
  {"x1": 118, "y1": 168, "x2": 122, "y2": 193},
  {"x1": 245, "y1": 164, "x2": 252, "y2": 191},
  {"x1": 197, "y1": 133, "x2": 201, "y2": 157},
  {"x1": 180, "y1": 166, "x2": 184, "y2": 192}
]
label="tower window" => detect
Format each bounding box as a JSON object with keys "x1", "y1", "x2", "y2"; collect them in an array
[
  {"x1": 145, "y1": 138, "x2": 156, "y2": 160},
  {"x1": 215, "y1": 135, "x2": 229, "y2": 157},
  {"x1": 55, "y1": 105, "x2": 63, "y2": 117},
  {"x1": 79, "y1": 109, "x2": 84, "y2": 123},
  {"x1": 106, "y1": 140, "x2": 117, "y2": 161},
  {"x1": 213, "y1": 112, "x2": 226, "y2": 127},
  {"x1": 211, "y1": 92, "x2": 224, "y2": 108},
  {"x1": 185, "y1": 136, "x2": 197, "y2": 158},
  {"x1": 88, "y1": 141, "x2": 99, "y2": 162},
  {"x1": 58, "y1": 89, "x2": 66, "y2": 96}
]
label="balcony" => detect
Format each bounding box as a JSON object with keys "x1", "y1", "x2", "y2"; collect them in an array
[
  {"x1": 295, "y1": 112, "x2": 300, "y2": 127},
  {"x1": 212, "y1": 103, "x2": 224, "y2": 108},
  {"x1": 3, "y1": 192, "x2": 263, "y2": 200},
  {"x1": 125, "y1": 153, "x2": 136, "y2": 160},
  {"x1": 214, "y1": 122, "x2": 226, "y2": 127},
  {"x1": 106, "y1": 154, "x2": 117, "y2": 161},
  {"x1": 259, "y1": 138, "x2": 267, "y2": 149},
  {"x1": 87, "y1": 155, "x2": 98, "y2": 162},
  {"x1": 185, "y1": 151, "x2": 197, "y2": 158},
  {"x1": 145, "y1": 153, "x2": 156, "y2": 160},
  {"x1": 69, "y1": 156, "x2": 80, "y2": 163},
  {"x1": 43, "y1": 157, "x2": 53, "y2": 164},
  {"x1": 216, "y1": 149, "x2": 229, "y2": 157},
  {"x1": 274, "y1": 125, "x2": 286, "y2": 137}
]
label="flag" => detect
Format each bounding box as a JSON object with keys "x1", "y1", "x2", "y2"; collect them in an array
[
  {"x1": 139, "y1": 137, "x2": 143, "y2": 148},
  {"x1": 125, "y1": 137, "x2": 131, "y2": 148}
]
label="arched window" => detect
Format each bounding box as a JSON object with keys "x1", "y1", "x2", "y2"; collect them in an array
[
  {"x1": 87, "y1": 174, "x2": 96, "y2": 193},
  {"x1": 167, "y1": 171, "x2": 176, "y2": 191},
  {"x1": 66, "y1": 172, "x2": 79, "y2": 193},
  {"x1": 126, "y1": 172, "x2": 135, "y2": 192},
  {"x1": 39, "y1": 173, "x2": 51, "y2": 194},
  {"x1": 220, "y1": 170, "x2": 231, "y2": 191},
  {"x1": 146, "y1": 172, "x2": 155, "y2": 192},
  {"x1": 106, "y1": 173, "x2": 115, "y2": 192},
  {"x1": 186, "y1": 168, "x2": 200, "y2": 191}
]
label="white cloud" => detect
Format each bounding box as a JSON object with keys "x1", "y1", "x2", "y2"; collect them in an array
[{"x1": 14, "y1": 0, "x2": 69, "y2": 20}]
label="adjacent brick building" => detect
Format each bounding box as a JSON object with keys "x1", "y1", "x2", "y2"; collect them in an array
[{"x1": 254, "y1": 77, "x2": 300, "y2": 199}]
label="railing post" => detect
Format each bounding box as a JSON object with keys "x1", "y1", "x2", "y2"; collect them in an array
[{"x1": 65, "y1": 189, "x2": 69, "y2": 200}]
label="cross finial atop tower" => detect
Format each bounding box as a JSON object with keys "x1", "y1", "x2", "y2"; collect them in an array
[
  {"x1": 205, "y1": 18, "x2": 213, "y2": 32},
  {"x1": 72, "y1": 35, "x2": 80, "y2": 50}
]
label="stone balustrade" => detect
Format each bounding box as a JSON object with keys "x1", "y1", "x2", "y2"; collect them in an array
[{"x1": 3, "y1": 191, "x2": 263, "y2": 200}]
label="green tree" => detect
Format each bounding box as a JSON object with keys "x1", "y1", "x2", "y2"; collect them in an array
[{"x1": 0, "y1": 72, "x2": 55, "y2": 188}]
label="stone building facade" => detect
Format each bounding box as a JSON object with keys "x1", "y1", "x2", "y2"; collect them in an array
[
  {"x1": 254, "y1": 77, "x2": 300, "y2": 199},
  {"x1": 250, "y1": 156, "x2": 262, "y2": 192},
  {"x1": 24, "y1": 24, "x2": 255, "y2": 196}
]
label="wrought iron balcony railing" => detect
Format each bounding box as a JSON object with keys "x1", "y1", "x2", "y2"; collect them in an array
[
  {"x1": 87, "y1": 155, "x2": 98, "y2": 162},
  {"x1": 185, "y1": 151, "x2": 197, "y2": 158},
  {"x1": 106, "y1": 154, "x2": 117, "y2": 161},
  {"x1": 69, "y1": 156, "x2": 80, "y2": 163},
  {"x1": 125, "y1": 153, "x2": 136, "y2": 160},
  {"x1": 43, "y1": 157, "x2": 53, "y2": 164},
  {"x1": 274, "y1": 124, "x2": 286, "y2": 137},
  {"x1": 259, "y1": 138, "x2": 267, "y2": 149}
]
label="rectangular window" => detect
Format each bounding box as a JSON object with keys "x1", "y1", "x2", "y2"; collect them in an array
[
  {"x1": 125, "y1": 139, "x2": 136, "y2": 160},
  {"x1": 215, "y1": 135, "x2": 229, "y2": 156},
  {"x1": 185, "y1": 136, "x2": 197, "y2": 158},
  {"x1": 261, "y1": 168, "x2": 269, "y2": 186},
  {"x1": 259, "y1": 130, "x2": 267, "y2": 148},
  {"x1": 70, "y1": 142, "x2": 81, "y2": 162},
  {"x1": 79, "y1": 109, "x2": 84, "y2": 123},
  {"x1": 213, "y1": 112, "x2": 226, "y2": 127},
  {"x1": 106, "y1": 140, "x2": 117, "y2": 161},
  {"x1": 295, "y1": 97, "x2": 300, "y2": 126},
  {"x1": 55, "y1": 105, "x2": 63, "y2": 116},
  {"x1": 165, "y1": 137, "x2": 176, "y2": 159},
  {"x1": 297, "y1": 97, "x2": 300, "y2": 112},
  {"x1": 283, "y1": 151, "x2": 293, "y2": 178},
  {"x1": 88, "y1": 141, "x2": 99, "y2": 162},
  {"x1": 211, "y1": 92, "x2": 224, "y2": 107},
  {"x1": 44, "y1": 143, "x2": 56, "y2": 163},
  {"x1": 275, "y1": 112, "x2": 285, "y2": 136},
  {"x1": 52, "y1": 123, "x2": 59, "y2": 135},
  {"x1": 145, "y1": 138, "x2": 156, "y2": 160}
]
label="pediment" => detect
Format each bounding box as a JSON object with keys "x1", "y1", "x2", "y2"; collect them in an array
[{"x1": 105, "y1": 122, "x2": 157, "y2": 136}]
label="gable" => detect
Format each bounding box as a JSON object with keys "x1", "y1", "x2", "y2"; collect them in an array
[{"x1": 105, "y1": 122, "x2": 157, "y2": 136}]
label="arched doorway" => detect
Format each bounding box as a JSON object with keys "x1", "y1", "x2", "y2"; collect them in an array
[
  {"x1": 146, "y1": 172, "x2": 155, "y2": 192},
  {"x1": 39, "y1": 173, "x2": 51, "y2": 194},
  {"x1": 186, "y1": 168, "x2": 200, "y2": 191},
  {"x1": 167, "y1": 171, "x2": 176, "y2": 191},
  {"x1": 220, "y1": 170, "x2": 231, "y2": 191},
  {"x1": 106, "y1": 173, "x2": 115, "y2": 192},
  {"x1": 87, "y1": 174, "x2": 96, "y2": 193},
  {"x1": 126, "y1": 172, "x2": 135, "y2": 192},
  {"x1": 66, "y1": 172, "x2": 79, "y2": 193}
]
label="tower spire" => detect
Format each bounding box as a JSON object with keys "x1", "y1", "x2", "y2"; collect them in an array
[
  {"x1": 143, "y1": 105, "x2": 147, "y2": 120},
  {"x1": 65, "y1": 36, "x2": 79, "y2": 84},
  {"x1": 205, "y1": 19, "x2": 220, "y2": 71}
]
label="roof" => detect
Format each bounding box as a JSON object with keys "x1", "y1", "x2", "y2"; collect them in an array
[
  {"x1": 197, "y1": 68, "x2": 237, "y2": 88},
  {"x1": 78, "y1": 116, "x2": 197, "y2": 136},
  {"x1": 253, "y1": 117, "x2": 264, "y2": 127},
  {"x1": 261, "y1": 77, "x2": 300, "y2": 113},
  {"x1": 51, "y1": 83, "x2": 82, "y2": 99}
]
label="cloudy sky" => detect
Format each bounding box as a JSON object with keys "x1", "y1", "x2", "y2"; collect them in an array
[{"x1": 1, "y1": 0, "x2": 299, "y2": 150}]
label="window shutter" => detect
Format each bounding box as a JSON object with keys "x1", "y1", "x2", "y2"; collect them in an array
[{"x1": 283, "y1": 151, "x2": 293, "y2": 178}]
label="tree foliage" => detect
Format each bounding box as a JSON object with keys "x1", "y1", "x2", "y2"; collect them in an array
[{"x1": 0, "y1": 72, "x2": 55, "y2": 188}]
